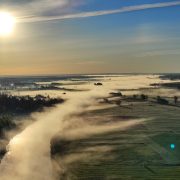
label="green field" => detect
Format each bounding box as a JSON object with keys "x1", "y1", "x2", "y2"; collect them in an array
[{"x1": 53, "y1": 100, "x2": 180, "y2": 180}]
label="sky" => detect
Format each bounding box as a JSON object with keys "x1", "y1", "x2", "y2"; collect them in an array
[{"x1": 0, "y1": 0, "x2": 180, "y2": 75}]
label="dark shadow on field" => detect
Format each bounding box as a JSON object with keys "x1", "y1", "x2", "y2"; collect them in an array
[{"x1": 50, "y1": 100, "x2": 180, "y2": 179}]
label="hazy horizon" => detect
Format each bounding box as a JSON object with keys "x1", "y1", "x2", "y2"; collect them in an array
[{"x1": 0, "y1": 72, "x2": 180, "y2": 78}]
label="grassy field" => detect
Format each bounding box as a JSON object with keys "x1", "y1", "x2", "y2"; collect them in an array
[{"x1": 53, "y1": 100, "x2": 180, "y2": 179}]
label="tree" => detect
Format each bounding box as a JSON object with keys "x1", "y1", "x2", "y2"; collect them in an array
[{"x1": 174, "y1": 96, "x2": 178, "y2": 104}]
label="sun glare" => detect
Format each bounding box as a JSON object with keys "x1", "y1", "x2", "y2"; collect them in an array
[{"x1": 0, "y1": 11, "x2": 16, "y2": 37}]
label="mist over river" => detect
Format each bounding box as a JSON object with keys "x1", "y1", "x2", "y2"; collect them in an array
[{"x1": 0, "y1": 74, "x2": 180, "y2": 179}]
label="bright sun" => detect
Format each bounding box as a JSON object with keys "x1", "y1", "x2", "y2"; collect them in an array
[{"x1": 0, "y1": 11, "x2": 16, "y2": 37}]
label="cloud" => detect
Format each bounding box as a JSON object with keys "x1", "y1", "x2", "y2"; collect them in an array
[
  {"x1": 17, "y1": 1, "x2": 180, "y2": 23},
  {"x1": 0, "y1": 75, "x2": 153, "y2": 180},
  {"x1": 136, "y1": 49, "x2": 180, "y2": 57},
  {"x1": 2, "y1": 0, "x2": 84, "y2": 17}
]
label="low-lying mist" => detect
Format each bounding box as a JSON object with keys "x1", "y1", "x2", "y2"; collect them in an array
[{"x1": 0, "y1": 75, "x2": 158, "y2": 180}]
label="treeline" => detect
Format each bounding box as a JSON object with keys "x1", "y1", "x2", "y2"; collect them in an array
[
  {"x1": 0, "y1": 94, "x2": 64, "y2": 138},
  {"x1": 0, "y1": 115, "x2": 15, "y2": 137},
  {"x1": 0, "y1": 94, "x2": 64, "y2": 114},
  {"x1": 151, "y1": 82, "x2": 180, "y2": 90},
  {"x1": 160, "y1": 74, "x2": 180, "y2": 80},
  {"x1": 108, "y1": 91, "x2": 179, "y2": 106}
]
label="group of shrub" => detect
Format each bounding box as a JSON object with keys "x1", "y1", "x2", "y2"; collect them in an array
[
  {"x1": 0, "y1": 94, "x2": 64, "y2": 114},
  {"x1": 132, "y1": 94, "x2": 178, "y2": 105},
  {"x1": 0, "y1": 115, "x2": 15, "y2": 137}
]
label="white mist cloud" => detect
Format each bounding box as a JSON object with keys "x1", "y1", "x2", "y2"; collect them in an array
[
  {"x1": 0, "y1": 79, "x2": 148, "y2": 180},
  {"x1": 3, "y1": 0, "x2": 84, "y2": 18},
  {"x1": 0, "y1": 89, "x2": 109, "y2": 180},
  {"x1": 17, "y1": 1, "x2": 180, "y2": 23},
  {"x1": 1, "y1": 75, "x2": 176, "y2": 180}
]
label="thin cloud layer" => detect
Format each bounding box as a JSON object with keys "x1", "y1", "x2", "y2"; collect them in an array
[
  {"x1": 1, "y1": 0, "x2": 83, "y2": 17},
  {"x1": 16, "y1": 1, "x2": 180, "y2": 23}
]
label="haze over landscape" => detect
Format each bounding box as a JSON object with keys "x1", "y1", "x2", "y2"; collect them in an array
[{"x1": 0, "y1": 1, "x2": 180, "y2": 180}]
